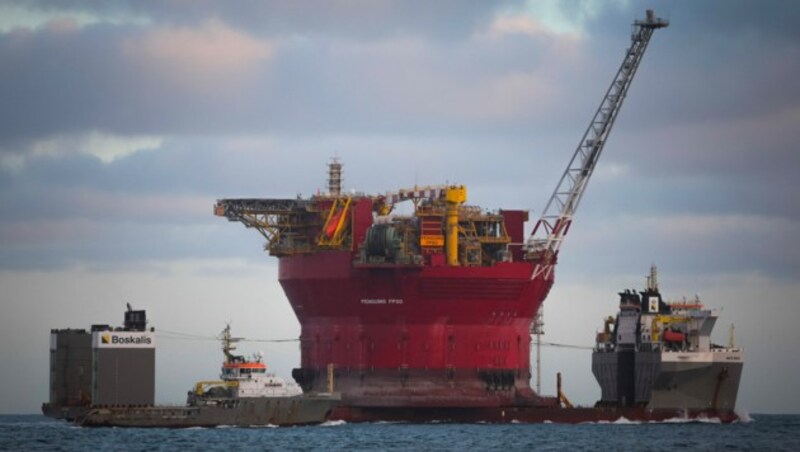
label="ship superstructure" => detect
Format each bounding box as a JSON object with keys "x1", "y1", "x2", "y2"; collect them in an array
[
  {"x1": 189, "y1": 325, "x2": 302, "y2": 403},
  {"x1": 214, "y1": 11, "x2": 668, "y2": 421},
  {"x1": 593, "y1": 266, "x2": 743, "y2": 413}
]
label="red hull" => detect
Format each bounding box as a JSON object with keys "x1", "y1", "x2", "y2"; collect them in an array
[{"x1": 280, "y1": 251, "x2": 554, "y2": 408}]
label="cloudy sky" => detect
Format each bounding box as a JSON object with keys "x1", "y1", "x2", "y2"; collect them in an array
[{"x1": 1, "y1": 0, "x2": 798, "y2": 415}]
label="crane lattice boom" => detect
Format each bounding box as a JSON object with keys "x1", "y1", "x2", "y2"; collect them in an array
[{"x1": 526, "y1": 10, "x2": 668, "y2": 280}]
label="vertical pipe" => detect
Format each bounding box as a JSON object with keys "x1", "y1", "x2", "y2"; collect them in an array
[
  {"x1": 557, "y1": 372, "x2": 562, "y2": 407},
  {"x1": 446, "y1": 203, "x2": 459, "y2": 266},
  {"x1": 536, "y1": 325, "x2": 541, "y2": 394},
  {"x1": 445, "y1": 186, "x2": 466, "y2": 266}
]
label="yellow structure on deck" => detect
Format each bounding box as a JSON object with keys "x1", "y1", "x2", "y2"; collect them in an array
[
  {"x1": 318, "y1": 196, "x2": 352, "y2": 247},
  {"x1": 650, "y1": 314, "x2": 688, "y2": 342},
  {"x1": 194, "y1": 380, "x2": 238, "y2": 396},
  {"x1": 445, "y1": 186, "x2": 466, "y2": 266}
]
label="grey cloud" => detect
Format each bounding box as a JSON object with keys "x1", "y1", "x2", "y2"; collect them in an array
[
  {"x1": 1, "y1": 123, "x2": 796, "y2": 278},
  {"x1": 556, "y1": 211, "x2": 799, "y2": 281},
  {"x1": 662, "y1": 0, "x2": 800, "y2": 40},
  {"x1": 0, "y1": 14, "x2": 588, "y2": 151},
  {"x1": 579, "y1": 1, "x2": 800, "y2": 131},
  {"x1": 20, "y1": 1, "x2": 797, "y2": 156},
  {"x1": 0, "y1": 23, "x2": 156, "y2": 146},
  {"x1": 13, "y1": 0, "x2": 506, "y2": 40},
  {"x1": 0, "y1": 22, "x2": 277, "y2": 149},
  {"x1": 0, "y1": 218, "x2": 267, "y2": 272},
  {"x1": 631, "y1": 33, "x2": 800, "y2": 128},
  {"x1": 585, "y1": 0, "x2": 800, "y2": 40}
]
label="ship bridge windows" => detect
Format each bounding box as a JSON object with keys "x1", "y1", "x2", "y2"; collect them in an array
[{"x1": 223, "y1": 366, "x2": 266, "y2": 379}]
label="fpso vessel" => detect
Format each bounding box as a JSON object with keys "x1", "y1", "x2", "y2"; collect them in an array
[{"x1": 215, "y1": 11, "x2": 670, "y2": 422}]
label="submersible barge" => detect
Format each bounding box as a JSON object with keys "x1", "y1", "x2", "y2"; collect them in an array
[
  {"x1": 75, "y1": 325, "x2": 339, "y2": 428},
  {"x1": 214, "y1": 11, "x2": 685, "y2": 423}
]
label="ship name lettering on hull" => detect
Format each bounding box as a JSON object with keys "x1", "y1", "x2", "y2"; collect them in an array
[{"x1": 360, "y1": 298, "x2": 404, "y2": 305}]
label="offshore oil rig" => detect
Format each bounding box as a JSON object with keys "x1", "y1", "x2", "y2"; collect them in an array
[{"x1": 214, "y1": 11, "x2": 673, "y2": 422}]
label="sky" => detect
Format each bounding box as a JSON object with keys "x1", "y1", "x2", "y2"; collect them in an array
[{"x1": 1, "y1": 0, "x2": 798, "y2": 415}]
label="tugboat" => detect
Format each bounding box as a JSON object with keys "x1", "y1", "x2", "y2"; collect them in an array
[
  {"x1": 77, "y1": 325, "x2": 340, "y2": 428},
  {"x1": 187, "y1": 325, "x2": 303, "y2": 404}
]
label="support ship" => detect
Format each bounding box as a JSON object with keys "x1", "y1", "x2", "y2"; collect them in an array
[
  {"x1": 592, "y1": 267, "x2": 743, "y2": 420},
  {"x1": 214, "y1": 11, "x2": 694, "y2": 423}
]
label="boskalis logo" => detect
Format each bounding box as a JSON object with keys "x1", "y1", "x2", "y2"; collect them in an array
[
  {"x1": 111, "y1": 334, "x2": 152, "y2": 345},
  {"x1": 100, "y1": 333, "x2": 152, "y2": 346}
]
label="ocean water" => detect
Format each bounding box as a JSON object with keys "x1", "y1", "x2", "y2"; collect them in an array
[{"x1": 1, "y1": 414, "x2": 799, "y2": 451}]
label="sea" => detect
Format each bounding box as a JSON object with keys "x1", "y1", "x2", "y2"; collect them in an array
[{"x1": 1, "y1": 414, "x2": 799, "y2": 451}]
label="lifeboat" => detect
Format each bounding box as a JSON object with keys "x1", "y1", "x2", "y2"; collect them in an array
[{"x1": 662, "y1": 329, "x2": 686, "y2": 343}]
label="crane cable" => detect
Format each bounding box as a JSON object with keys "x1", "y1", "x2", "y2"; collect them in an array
[
  {"x1": 157, "y1": 328, "x2": 592, "y2": 349},
  {"x1": 157, "y1": 329, "x2": 299, "y2": 343},
  {"x1": 538, "y1": 341, "x2": 593, "y2": 351}
]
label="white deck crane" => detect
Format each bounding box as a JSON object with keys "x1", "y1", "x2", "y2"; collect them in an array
[{"x1": 526, "y1": 10, "x2": 668, "y2": 280}]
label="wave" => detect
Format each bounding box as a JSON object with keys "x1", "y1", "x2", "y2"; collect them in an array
[
  {"x1": 657, "y1": 417, "x2": 721, "y2": 424},
  {"x1": 575, "y1": 416, "x2": 727, "y2": 425},
  {"x1": 613, "y1": 417, "x2": 641, "y2": 425},
  {"x1": 321, "y1": 419, "x2": 347, "y2": 427},
  {"x1": 578, "y1": 417, "x2": 640, "y2": 425},
  {"x1": 734, "y1": 409, "x2": 753, "y2": 424}
]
